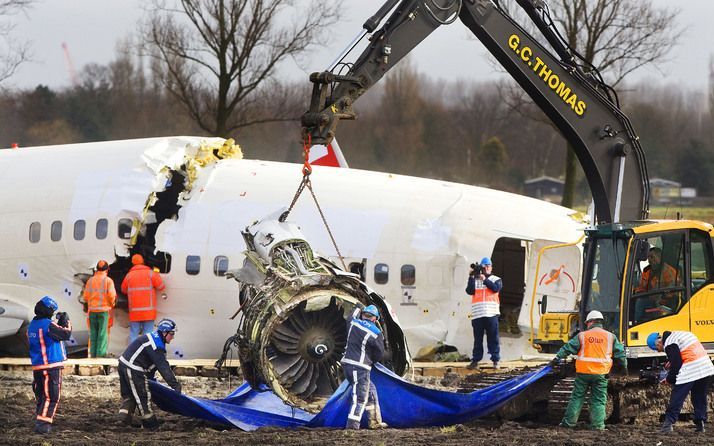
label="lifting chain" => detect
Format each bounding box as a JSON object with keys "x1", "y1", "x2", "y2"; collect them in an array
[{"x1": 279, "y1": 135, "x2": 347, "y2": 270}]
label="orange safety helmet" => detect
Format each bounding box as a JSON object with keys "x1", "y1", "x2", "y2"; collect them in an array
[
  {"x1": 96, "y1": 260, "x2": 109, "y2": 271},
  {"x1": 131, "y1": 254, "x2": 144, "y2": 265}
]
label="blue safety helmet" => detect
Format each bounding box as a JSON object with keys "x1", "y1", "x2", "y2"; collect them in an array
[
  {"x1": 480, "y1": 257, "x2": 492, "y2": 266},
  {"x1": 646, "y1": 332, "x2": 660, "y2": 351},
  {"x1": 362, "y1": 305, "x2": 380, "y2": 319},
  {"x1": 157, "y1": 318, "x2": 177, "y2": 333},
  {"x1": 40, "y1": 296, "x2": 58, "y2": 312}
]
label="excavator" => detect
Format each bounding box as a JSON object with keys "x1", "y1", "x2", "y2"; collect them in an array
[{"x1": 300, "y1": 0, "x2": 714, "y2": 421}]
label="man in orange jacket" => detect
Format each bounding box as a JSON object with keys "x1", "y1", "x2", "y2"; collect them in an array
[
  {"x1": 552, "y1": 310, "x2": 627, "y2": 430},
  {"x1": 121, "y1": 254, "x2": 166, "y2": 342},
  {"x1": 84, "y1": 260, "x2": 117, "y2": 357}
]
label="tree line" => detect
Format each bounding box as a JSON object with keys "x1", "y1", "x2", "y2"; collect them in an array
[
  {"x1": 2, "y1": 55, "x2": 713, "y2": 205},
  {"x1": 1, "y1": 0, "x2": 711, "y2": 206}
]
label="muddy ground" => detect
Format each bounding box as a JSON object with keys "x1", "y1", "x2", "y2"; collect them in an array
[{"x1": 0, "y1": 370, "x2": 711, "y2": 446}]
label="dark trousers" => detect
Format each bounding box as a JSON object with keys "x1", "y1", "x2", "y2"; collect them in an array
[
  {"x1": 665, "y1": 376, "x2": 712, "y2": 424},
  {"x1": 32, "y1": 367, "x2": 63, "y2": 424},
  {"x1": 119, "y1": 363, "x2": 153, "y2": 421},
  {"x1": 471, "y1": 315, "x2": 500, "y2": 363},
  {"x1": 343, "y1": 364, "x2": 380, "y2": 429}
]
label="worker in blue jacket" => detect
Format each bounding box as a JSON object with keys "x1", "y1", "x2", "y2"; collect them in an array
[
  {"x1": 27, "y1": 296, "x2": 72, "y2": 434},
  {"x1": 341, "y1": 304, "x2": 387, "y2": 429},
  {"x1": 118, "y1": 318, "x2": 181, "y2": 429}
]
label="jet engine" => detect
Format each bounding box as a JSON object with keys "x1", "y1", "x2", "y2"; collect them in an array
[{"x1": 219, "y1": 213, "x2": 408, "y2": 412}]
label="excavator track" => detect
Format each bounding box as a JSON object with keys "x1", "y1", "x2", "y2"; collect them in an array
[{"x1": 453, "y1": 365, "x2": 686, "y2": 424}]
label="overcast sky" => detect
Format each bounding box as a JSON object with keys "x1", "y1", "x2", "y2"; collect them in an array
[{"x1": 8, "y1": 0, "x2": 714, "y2": 92}]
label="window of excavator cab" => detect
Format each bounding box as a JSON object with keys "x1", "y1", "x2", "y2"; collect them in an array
[
  {"x1": 74, "y1": 220, "x2": 86, "y2": 240},
  {"x1": 374, "y1": 263, "x2": 389, "y2": 284},
  {"x1": 50, "y1": 221, "x2": 62, "y2": 242},
  {"x1": 96, "y1": 218, "x2": 108, "y2": 240},
  {"x1": 583, "y1": 236, "x2": 627, "y2": 336},
  {"x1": 213, "y1": 256, "x2": 228, "y2": 276},
  {"x1": 690, "y1": 230, "x2": 713, "y2": 294},
  {"x1": 629, "y1": 232, "x2": 686, "y2": 327},
  {"x1": 29, "y1": 222, "x2": 40, "y2": 243},
  {"x1": 118, "y1": 218, "x2": 133, "y2": 239},
  {"x1": 186, "y1": 255, "x2": 201, "y2": 275},
  {"x1": 401, "y1": 264, "x2": 416, "y2": 286}
]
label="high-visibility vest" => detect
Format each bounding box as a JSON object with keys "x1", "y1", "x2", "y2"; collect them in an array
[
  {"x1": 121, "y1": 265, "x2": 165, "y2": 322},
  {"x1": 84, "y1": 271, "x2": 117, "y2": 313},
  {"x1": 471, "y1": 277, "x2": 500, "y2": 319},
  {"x1": 665, "y1": 331, "x2": 714, "y2": 384},
  {"x1": 28, "y1": 318, "x2": 70, "y2": 370},
  {"x1": 575, "y1": 327, "x2": 614, "y2": 375}
]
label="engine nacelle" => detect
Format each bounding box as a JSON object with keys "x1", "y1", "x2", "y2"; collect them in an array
[{"x1": 222, "y1": 213, "x2": 408, "y2": 412}]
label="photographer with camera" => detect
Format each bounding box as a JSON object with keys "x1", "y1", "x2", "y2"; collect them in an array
[
  {"x1": 27, "y1": 296, "x2": 72, "y2": 434},
  {"x1": 465, "y1": 257, "x2": 502, "y2": 370}
]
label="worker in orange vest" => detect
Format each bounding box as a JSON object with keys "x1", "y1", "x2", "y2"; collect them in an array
[
  {"x1": 121, "y1": 254, "x2": 166, "y2": 342},
  {"x1": 552, "y1": 310, "x2": 627, "y2": 430},
  {"x1": 83, "y1": 259, "x2": 117, "y2": 358}
]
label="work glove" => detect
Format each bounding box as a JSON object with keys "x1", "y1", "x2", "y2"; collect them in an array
[
  {"x1": 548, "y1": 357, "x2": 564, "y2": 367},
  {"x1": 56, "y1": 312, "x2": 70, "y2": 327}
]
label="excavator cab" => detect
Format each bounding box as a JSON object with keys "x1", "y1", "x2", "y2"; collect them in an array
[
  {"x1": 538, "y1": 221, "x2": 714, "y2": 359},
  {"x1": 621, "y1": 221, "x2": 714, "y2": 358}
]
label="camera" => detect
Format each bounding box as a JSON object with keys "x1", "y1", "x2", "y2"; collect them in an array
[{"x1": 469, "y1": 262, "x2": 483, "y2": 276}]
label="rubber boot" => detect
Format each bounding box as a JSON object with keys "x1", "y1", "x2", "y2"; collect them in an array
[
  {"x1": 367, "y1": 405, "x2": 388, "y2": 429},
  {"x1": 142, "y1": 415, "x2": 160, "y2": 431},
  {"x1": 661, "y1": 419, "x2": 674, "y2": 433},
  {"x1": 345, "y1": 419, "x2": 360, "y2": 430},
  {"x1": 34, "y1": 420, "x2": 52, "y2": 434},
  {"x1": 119, "y1": 399, "x2": 136, "y2": 426},
  {"x1": 695, "y1": 420, "x2": 705, "y2": 433}
]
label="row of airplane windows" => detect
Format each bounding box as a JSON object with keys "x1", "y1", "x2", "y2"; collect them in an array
[
  {"x1": 27, "y1": 220, "x2": 417, "y2": 285},
  {"x1": 28, "y1": 218, "x2": 133, "y2": 243}
]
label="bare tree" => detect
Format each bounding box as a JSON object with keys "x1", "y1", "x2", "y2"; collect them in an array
[
  {"x1": 503, "y1": 0, "x2": 681, "y2": 208},
  {"x1": 141, "y1": 0, "x2": 341, "y2": 137},
  {"x1": 0, "y1": 0, "x2": 33, "y2": 84}
]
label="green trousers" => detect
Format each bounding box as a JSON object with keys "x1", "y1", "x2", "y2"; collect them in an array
[
  {"x1": 561, "y1": 373, "x2": 608, "y2": 430},
  {"x1": 89, "y1": 312, "x2": 109, "y2": 358}
]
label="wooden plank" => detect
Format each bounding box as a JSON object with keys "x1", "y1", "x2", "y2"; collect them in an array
[
  {"x1": 0, "y1": 357, "x2": 242, "y2": 368},
  {"x1": 174, "y1": 366, "x2": 197, "y2": 376}
]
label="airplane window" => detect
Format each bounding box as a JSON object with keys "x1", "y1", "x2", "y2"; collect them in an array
[
  {"x1": 50, "y1": 221, "x2": 62, "y2": 242},
  {"x1": 374, "y1": 263, "x2": 389, "y2": 285},
  {"x1": 401, "y1": 264, "x2": 416, "y2": 286},
  {"x1": 74, "y1": 220, "x2": 86, "y2": 240},
  {"x1": 186, "y1": 255, "x2": 201, "y2": 275},
  {"x1": 96, "y1": 219, "x2": 108, "y2": 240},
  {"x1": 118, "y1": 218, "x2": 133, "y2": 240},
  {"x1": 29, "y1": 222, "x2": 41, "y2": 243},
  {"x1": 214, "y1": 256, "x2": 229, "y2": 276}
]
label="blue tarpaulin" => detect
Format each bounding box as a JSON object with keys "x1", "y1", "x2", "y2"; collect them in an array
[{"x1": 150, "y1": 364, "x2": 552, "y2": 431}]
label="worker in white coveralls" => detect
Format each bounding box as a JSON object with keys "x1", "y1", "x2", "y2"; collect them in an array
[{"x1": 340, "y1": 305, "x2": 388, "y2": 429}]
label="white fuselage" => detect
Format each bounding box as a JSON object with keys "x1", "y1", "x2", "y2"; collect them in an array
[{"x1": 0, "y1": 137, "x2": 584, "y2": 359}]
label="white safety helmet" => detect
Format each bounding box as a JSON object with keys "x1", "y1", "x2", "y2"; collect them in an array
[{"x1": 585, "y1": 310, "x2": 604, "y2": 322}]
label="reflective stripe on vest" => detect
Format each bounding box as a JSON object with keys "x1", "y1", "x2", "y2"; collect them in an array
[
  {"x1": 471, "y1": 282, "x2": 500, "y2": 318},
  {"x1": 665, "y1": 331, "x2": 714, "y2": 384},
  {"x1": 575, "y1": 327, "x2": 614, "y2": 375}
]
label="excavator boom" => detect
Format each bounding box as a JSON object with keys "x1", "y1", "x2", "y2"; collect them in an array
[{"x1": 301, "y1": 0, "x2": 649, "y2": 223}]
